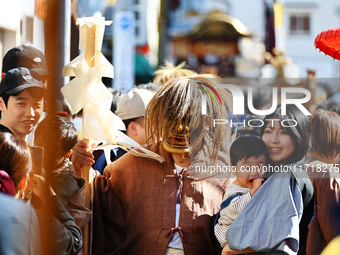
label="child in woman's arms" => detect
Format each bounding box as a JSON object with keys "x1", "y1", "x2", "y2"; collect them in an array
[{"x1": 214, "y1": 136, "x2": 270, "y2": 248}]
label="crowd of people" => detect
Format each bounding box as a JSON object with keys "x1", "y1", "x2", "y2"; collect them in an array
[{"x1": 0, "y1": 44, "x2": 339, "y2": 255}]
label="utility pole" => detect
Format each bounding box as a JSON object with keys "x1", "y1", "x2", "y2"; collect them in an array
[
  {"x1": 158, "y1": 0, "x2": 169, "y2": 67},
  {"x1": 113, "y1": 0, "x2": 135, "y2": 92}
]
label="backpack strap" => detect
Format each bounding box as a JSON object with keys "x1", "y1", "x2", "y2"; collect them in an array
[
  {"x1": 291, "y1": 170, "x2": 314, "y2": 208},
  {"x1": 214, "y1": 192, "x2": 243, "y2": 226}
]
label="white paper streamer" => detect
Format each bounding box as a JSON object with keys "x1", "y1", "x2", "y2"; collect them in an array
[{"x1": 62, "y1": 17, "x2": 164, "y2": 164}]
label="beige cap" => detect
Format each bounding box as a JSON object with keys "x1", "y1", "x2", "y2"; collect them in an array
[{"x1": 115, "y1": 88, "x2": 155, "y2": 120}]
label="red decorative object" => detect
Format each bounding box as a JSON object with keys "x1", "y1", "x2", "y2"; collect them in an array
[
  {"x1": 314, "y1": 27, "x2": 340, "y2": 60},
  {"x1": 136, "y1": 44, "x2": 150, "y2": 54}
]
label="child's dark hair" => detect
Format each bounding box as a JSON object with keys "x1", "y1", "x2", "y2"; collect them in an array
[
  {"x1": 230, "y1": 135, "x2": 270, "y2": 166},
  {"x1": 36, "y1": 115, "x2": 78, "y2": 155}
]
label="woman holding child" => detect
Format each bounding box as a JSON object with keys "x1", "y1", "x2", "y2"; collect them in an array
[
  {"x1": 223, "y1": 104, "x2": 314, "y2": 255},
  {"x1": 260, "y1": 105, "x2": 314, "y2": 255}
]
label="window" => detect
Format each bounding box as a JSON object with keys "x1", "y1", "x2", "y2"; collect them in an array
[
  {"x1": 132, "y1": 0, "x2": 146, "y2": 46},
  {"x1": 20, "y1": 16, "x2": 34, "y2": 43},
  {"x1": 289, "y1": 14, "x2": 310, "y2": 35}
]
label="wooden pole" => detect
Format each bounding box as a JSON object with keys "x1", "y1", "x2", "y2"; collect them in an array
[
  {"x1": 44, "y1": 0, "x2": 61, "y2": 254},
  {"x1": 81, "y1": 23, "x2": 98, "y2": 255}
]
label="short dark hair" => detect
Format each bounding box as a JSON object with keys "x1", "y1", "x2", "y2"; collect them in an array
[
  {"x1": 0, "y1": 92, "x2": 12, "y2": 107},
  {"x1": 230, "y1": 135, "x2": 270, "y2": 166},
  {"x1": 122, "y1": 116, "x2": 145, "y2": 134},
  {"x1": 260, "y1": 104, "x2": 311, "y2": 164},
  {"x1": 1, "y1": 87, "x2": 45, "y2": 107},
  {"x1": 316, "y1": 100, "x2": 340, "y2": 115},
  {"x1": 35, "y1": 115, "x2": 78, "y2": 157}
]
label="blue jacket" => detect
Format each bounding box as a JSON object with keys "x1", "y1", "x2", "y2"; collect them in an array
[
  {"x1": 226, "y1": 171, "x2": 313, "y2": 255},
  {"x1": 0, "y1": 193, "x2": 41, "y2": 255}
]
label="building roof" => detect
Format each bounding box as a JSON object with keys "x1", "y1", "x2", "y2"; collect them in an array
[{"x1": 170, "y1": 11, "x2": 251, "y2": 40}]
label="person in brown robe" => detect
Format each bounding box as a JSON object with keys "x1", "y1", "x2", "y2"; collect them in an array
[{"x1": 73, "y1": 74, "x2": 235, "y2": 254}]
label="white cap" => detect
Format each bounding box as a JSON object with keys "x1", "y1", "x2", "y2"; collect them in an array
[{"x1": 115, "y1": 88, "x2": 154, "y2": 120}]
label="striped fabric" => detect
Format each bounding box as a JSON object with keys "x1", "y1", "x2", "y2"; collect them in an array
[{"x1": 214, "y1": 183, "x2": 251, "y2": 247}]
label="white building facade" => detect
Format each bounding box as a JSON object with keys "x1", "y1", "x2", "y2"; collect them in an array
[{"x1": 228, "y1": 0, "x2": 340, "y2": 78}]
